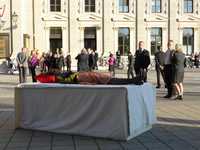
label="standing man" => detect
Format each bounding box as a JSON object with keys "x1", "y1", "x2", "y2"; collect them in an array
[
  {"x1": 65, "y1": 53, "x2": 72, "y2": 71},
  {"x1": 155, "y1": 47, "x2": 165, "y2": 88},
  {"x1": 94, "y1": 50, "x2": 99, "y2": 70},
  {"x1": 116, "y1": 50, "x2": 121, "y2": 67},
  {"x1": 16, "y1": 48, "x2": 28, "y2": 83},
  {"x1": 163, "y1": 40, "x2": 175, "y2": 98},
  {"x1": 88, "y1": 49, "x2": 95, "y2": 71},
  {"x1": 134, "y1": 41, "x2": 150, "y2": 82},
  {"x1": 127, "y1": 51, "x2": 135, "y2": 79}
]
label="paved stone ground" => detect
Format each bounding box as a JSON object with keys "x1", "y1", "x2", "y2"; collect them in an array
[{"x1": 0, "y1": 69, "x2": 200, "y2": 150}]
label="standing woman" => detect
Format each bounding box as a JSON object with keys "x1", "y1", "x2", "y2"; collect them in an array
[
  {"x1": 173, "y1": 44, "x2": 186, "y2": 100},
  {"x1": 28, "y1": 50, "x2": 39, "y2": 82},
  {"x1": 108, "y1": 53, "x2": 116, "y2": 77}
]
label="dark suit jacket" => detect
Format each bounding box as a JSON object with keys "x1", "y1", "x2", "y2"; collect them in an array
[
  {"x1": 155, "y1": 51, "x2": 165, "y2": 69},
  {"x1": 89, "y1": 53, "x2": 95, "y2": 68},
  {"x1": 134, "y1": 49, "x2": 150, "y2": 70}
]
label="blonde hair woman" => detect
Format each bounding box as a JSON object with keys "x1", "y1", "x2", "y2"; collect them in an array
[{"x1": 173, "y1": 44, "x2": 186, "y2": 100}]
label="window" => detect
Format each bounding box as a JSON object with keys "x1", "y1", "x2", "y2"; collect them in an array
[
  {"x1": 183, "y1": 28, "x2": 194, "y2": 55},
  {"x1": 50, "y1": 27, "x2": 62, "y2": 52},
  {"x1": 84, "y1": 27, "x2": 96, "y2": 50},
  {"x1": 50, "y1": 0, "x2": 61, "y2": 12},
  {"x1": 85, "y1": 0, "x2": 96, "y2": 12},
  {"x1": 184, "y1": 0, "x2": 193, "y2": 13},
  {"x1": 118, "y1": 28, "x2": 130, "y2": 56},
  {"x1": 151, "y1": 28, "x2": 162, "y2": 55},
  {"x1": 119, "y1": 0, "x2": 129, "y2": 13},
  {"x1": 152, "y1": 0, "x2": 161, "y2": 13}
]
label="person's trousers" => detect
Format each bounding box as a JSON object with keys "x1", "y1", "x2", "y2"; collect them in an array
[
  {"x1": 156, "y1": 67, "x2": 165, "y2": 87},
  {"x1": 30, "y1": 66, "x2": 37, "y2": 82},
  {"x1": 127, "y1": 67, "x2": 134, "y2": 79},
  {"x1": 164, "y1": 65, "x2": 173, "y2": 97},
  {"x1": 135, "y1": 68, "x2": 147, "y2": 82},
  {"x1": 18, "y1": 67, "x2": 27, "y2": 83}
]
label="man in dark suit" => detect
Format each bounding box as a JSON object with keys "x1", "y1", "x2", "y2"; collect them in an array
[
  {"x1": 88, "y1": 49, "x2": 95, "y2": 71},
  {"x1": 94, "y1": 50, "x2": 98, "y2": 70},
  {"x1": 134, "y1": 41, "x2": 150, "y2": 82},
  {"x1": 155, "y1": 48, "x2": 165, "y2": 88},
  {"x1": 163, "y1": 40, "x2": 175, "y2": 98},
  {"x1": 16, "y1": 48, "x2": 28, "y2": 83},
  {"x1": 127, "y1": 51, "x2": 135, "y2": 79}
]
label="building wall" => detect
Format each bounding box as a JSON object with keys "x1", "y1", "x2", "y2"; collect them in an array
[{"x1": 1, "y1": 0, "x2": 200, "y2": 65}]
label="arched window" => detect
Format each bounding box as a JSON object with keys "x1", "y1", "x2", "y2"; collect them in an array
[
  {"x1": 85, "y1": 0, "x2": 96, "y2": 12},
  {"x1": 50, "y1": 0, "x2": 61, "y2": 12}
]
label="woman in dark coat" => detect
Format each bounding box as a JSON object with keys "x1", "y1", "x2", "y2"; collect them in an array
[
  {"x1": 75, "y1": 48, "x2": 89, "y2": 72},
  {"x1": 172, "y1": 44, "x2": 186, "y2": 100}
]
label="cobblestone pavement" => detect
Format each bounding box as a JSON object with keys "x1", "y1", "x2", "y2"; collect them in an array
[{"x1": 0, "y1": 69, "x2": 200, "y2": 150}]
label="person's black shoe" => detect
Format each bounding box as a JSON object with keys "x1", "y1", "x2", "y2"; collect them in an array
[
  {"x1": 164, "y1": 95, "x2": 171, "y2": 98},
  {"x1": 156, "y1": 86, "x2": 161, "y2": 89},
  {"x1": 178, "y1": 95, "x2": 183, "y2": 100},
  {"x1": 173, "y1": 95, "x2": 179, "y2": 100}
]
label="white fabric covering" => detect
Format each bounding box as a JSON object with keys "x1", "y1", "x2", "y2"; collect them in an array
[{"x1": 15, "y1": 83, "x2": 156, "y2": 140}]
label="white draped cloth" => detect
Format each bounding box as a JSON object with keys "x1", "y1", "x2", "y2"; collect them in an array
[{"x1": 15, "y1": 83, "x2": 156, "y2": 140}]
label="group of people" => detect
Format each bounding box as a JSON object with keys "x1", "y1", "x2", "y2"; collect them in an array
[
  {"x1": 115, "y1": 40, "x2": 186, "y2": 100},
  {"x1": 155, "y1": 40, "x2": 186, "y2": 100},
  {"x1": 107, "y1": 41, "x2": 150, "y2": 81},
  {"x1": 16, "y1": 40, "x2": 187, "y2": 100},
  {"x1": 107, "y1": 41, "x2": 151, "y2": 79},
  {"x1": 75, "y1": 48, "x2": 98, "y2": 72},
  {"x1": 16, "y1": 48, "x2": 72, "y2": 83},
  {"x1": 188, "y1": 52, "x2": 200, "y2": 68}
]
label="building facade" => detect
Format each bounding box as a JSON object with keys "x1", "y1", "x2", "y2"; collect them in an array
[{"x1": 0, "y1": 0, "x2": 200, "y2": 65}]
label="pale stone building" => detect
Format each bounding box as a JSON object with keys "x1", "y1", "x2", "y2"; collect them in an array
[{"x1": 0, "y1": 0, "x2": 200, "y2": 66}]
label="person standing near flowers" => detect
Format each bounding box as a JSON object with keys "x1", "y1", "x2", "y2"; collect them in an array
[
  {"x1": 28, "y1": 50, "x2": 39, "y2": 82},
  {"x1": 16, "y1": 48, "x2": 28, "y2": 83},
  {"x1": 108, "y1": 53, "x2": 116, "y2": 77}
]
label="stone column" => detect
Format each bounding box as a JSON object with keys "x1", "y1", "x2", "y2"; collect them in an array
[
  {"x1": 130, "y1": 27, "x2": 135, "y2": 53},
  {"x1": 136, "y1": 0, "x2": 146, "y2": 47},
  {"x1": 113, "y1": 27, "x2": 118, "y2": 54},
  {"x1": 96, "y1": 26, "x2": 102, "y2": 54},
  {"x1": 178, "y1": 27, "x2": 183, "y2": 45},
  {"x1": 44, "y1": 27, "x2": 50, "y2": 52},
  {"x1": 194, "y1": 28, "x2": 199, "y2": 54},
  {"x1": 79, "y1": 27, "x2": 85, "y2": 51},
  {"x1": 62, "y1": 27, "x2": 68, "y2": 53},
  {"x1": 146, "y1": 27, "x2": 151, "y2": 54},
  {"x1": 168, "y1": 0, "x2": 178, "y2": 42},
  {"x1": 162, "y1": 27, "x2": 168, "y2": 51}
]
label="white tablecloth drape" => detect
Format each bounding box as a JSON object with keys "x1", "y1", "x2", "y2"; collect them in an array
[{"x1": 15, "y1": 83, "x2": 156, "y2": 140}]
